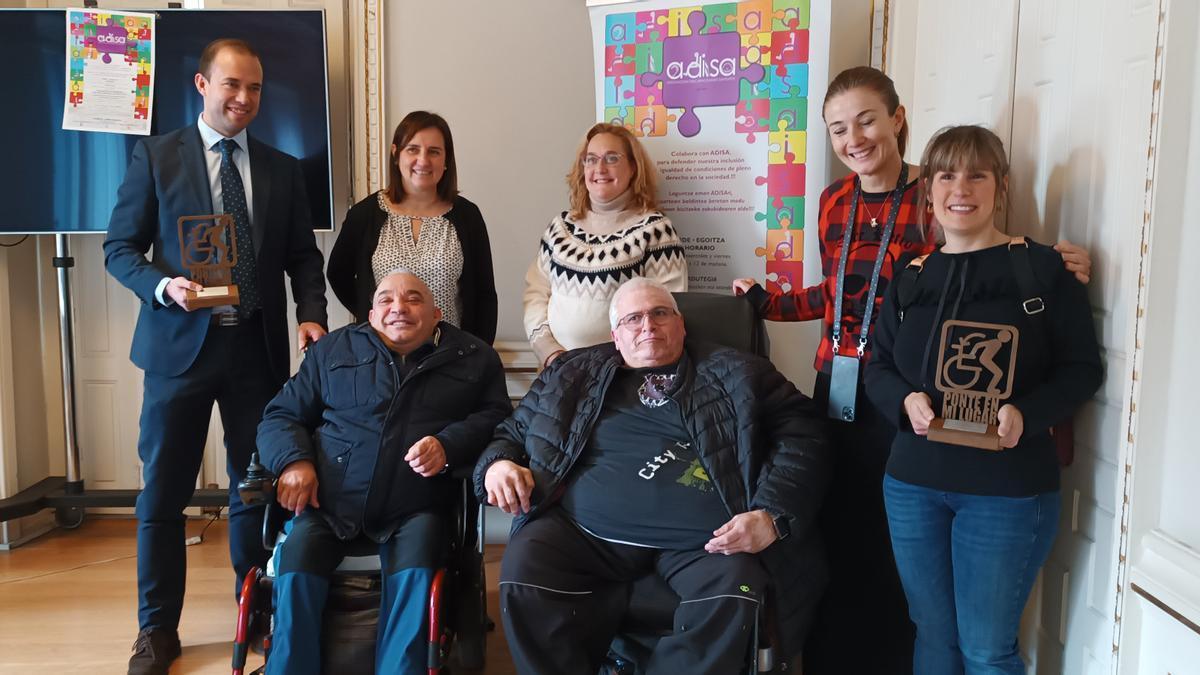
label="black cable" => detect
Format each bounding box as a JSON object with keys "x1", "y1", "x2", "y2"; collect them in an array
[
  {"x1": 0, "y1": 235, "x2": 30, "y2": 248},
  {"x1": 194, "y1": 508, "x2": 223, "y2": 544}
]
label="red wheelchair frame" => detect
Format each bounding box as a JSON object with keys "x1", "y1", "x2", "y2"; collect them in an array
[{"x1": 230, "y1": 456, "x2": 486, "y2": 675}]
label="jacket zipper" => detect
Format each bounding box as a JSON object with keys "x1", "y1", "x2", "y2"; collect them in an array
[{"x1": 673, "y1": 377, "x2": 737, "y2": 521}]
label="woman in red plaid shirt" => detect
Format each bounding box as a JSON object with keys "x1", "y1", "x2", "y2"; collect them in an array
[{"x1": 732, "y1": 66, "x2": 1091, "y2": 675}]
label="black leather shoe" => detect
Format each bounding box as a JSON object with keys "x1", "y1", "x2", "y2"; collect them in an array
[{"x1": 127, "y1": 628, "x2": 181, "y2": 675}]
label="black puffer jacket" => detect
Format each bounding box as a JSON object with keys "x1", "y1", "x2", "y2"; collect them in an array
[
  {"x1": 259, "y1": 321, "x2": 511, "y2": 542},
  {"x1": 473, "y1": 340, "x2": 830, "y2": 655}
]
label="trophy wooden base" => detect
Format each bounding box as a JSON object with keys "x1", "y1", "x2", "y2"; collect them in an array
[
  {"x1": 185, "y1": 285, "x2": 240, "y2": 309},
  {"x1": 928, "y1": 417, "x2": 1002, "y2": 451}
]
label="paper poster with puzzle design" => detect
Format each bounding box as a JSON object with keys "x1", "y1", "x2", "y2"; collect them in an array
[
  {"x1": 589, "y1": 0, "x2": 830, "y2": 294},
  {"x1": 62, "y1": 7, "x2": 155, "y2": 135}
]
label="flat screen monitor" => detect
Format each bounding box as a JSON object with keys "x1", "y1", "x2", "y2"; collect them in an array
[{"x1": 0, "y1": 9, "x2": 333, "y2": 234}]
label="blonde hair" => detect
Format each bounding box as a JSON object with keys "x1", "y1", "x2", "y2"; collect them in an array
[
  {"x1": 918, "y1": 125, "x2": 1011, "y2": 229},
  {"x1": 567, "y1": 123, "x2": 660, "y2": 220}
]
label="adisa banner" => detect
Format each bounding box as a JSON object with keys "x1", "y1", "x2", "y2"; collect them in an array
[{"x1": 588, "y1": 0, "x2": 831, "y2": 294}]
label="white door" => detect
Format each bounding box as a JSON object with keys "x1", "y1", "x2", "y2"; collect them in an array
[{"x1": 1007, "y1": 1, "x2": 1159, "y2": 671}]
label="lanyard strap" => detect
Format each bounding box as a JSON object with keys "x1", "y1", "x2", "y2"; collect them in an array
[{"x1": 831, "y1": 164, "x2": 909, "y2": 356}]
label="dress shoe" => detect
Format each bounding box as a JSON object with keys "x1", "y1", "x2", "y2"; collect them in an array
[{"x1": 127, "y1": 627, "x2": 181, "y2": 675}]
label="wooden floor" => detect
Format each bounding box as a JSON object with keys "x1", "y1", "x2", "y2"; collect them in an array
[{"x1": 0, "y1": 517, "x2": 518, "y2": 674}]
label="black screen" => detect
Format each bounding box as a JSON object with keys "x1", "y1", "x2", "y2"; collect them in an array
[{"x1": 0, "y1": 9, "x2": 332, "y2": 234}]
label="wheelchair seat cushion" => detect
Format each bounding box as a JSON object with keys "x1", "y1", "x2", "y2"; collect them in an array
[{"x1": 266, "y1": 530, "x2": 382, "y2": 578}]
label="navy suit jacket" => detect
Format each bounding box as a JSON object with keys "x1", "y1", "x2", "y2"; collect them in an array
[{"x1": 103, "y1": 125, "x2": 328, "y2": 385}]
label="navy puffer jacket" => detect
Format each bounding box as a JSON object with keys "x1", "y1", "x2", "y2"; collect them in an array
[{"x1": 260, "y1": 322, "x2": 511, "y2": 542}]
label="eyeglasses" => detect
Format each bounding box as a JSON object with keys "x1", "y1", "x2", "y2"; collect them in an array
[
  {"x1": 616, "y1": 306, "x2": 677, "y2": 330},
  {"x1": 582, "y1": 152, "x2": 625, "y2": 168}
]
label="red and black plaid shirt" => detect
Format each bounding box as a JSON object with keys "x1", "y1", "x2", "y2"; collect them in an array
[{"x1": 749, "y1": 173, "x2": 934, "y2": 374}]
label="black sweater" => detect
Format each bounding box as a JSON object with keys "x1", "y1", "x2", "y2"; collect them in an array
[
  {"x1": 865, "y1": 241, "x2": 1102, "y2": 496},
  {"x1": 327, "y1": 192, "x2": 498, "y2": 343}
]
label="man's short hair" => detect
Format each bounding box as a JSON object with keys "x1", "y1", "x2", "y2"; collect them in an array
[
  {"x1": 378, "y1": 267, "x2": 417, "y2": 285},
  {"x1": 197, "y1": 38, "x2": 259, "y2": 79},
  {"x1": 608, "y1": 277, "x2": 680, "y2": 329}
]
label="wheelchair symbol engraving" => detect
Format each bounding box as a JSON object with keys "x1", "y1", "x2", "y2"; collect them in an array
[
  {"x1": 935, "y1": 320, "x2": 1019, "y2": 399},
  {"x1": 940, "y1": 328, "x2": 1014, "y2": 395},
  {"x1": 177, "y1": 214, "x2": 238, "y2": 287}
]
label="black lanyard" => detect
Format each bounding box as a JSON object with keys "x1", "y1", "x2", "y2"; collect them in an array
[{"x1": 831, "y1": 164, "x2": 909, "y2": 356}]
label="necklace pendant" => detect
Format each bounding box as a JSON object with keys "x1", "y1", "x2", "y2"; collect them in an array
[{"x1": 870, "y1": 217, "x2": 879, "y2": 228}]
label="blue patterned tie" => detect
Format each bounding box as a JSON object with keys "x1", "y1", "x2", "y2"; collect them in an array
[{"x1": 218, "y1": 138, "x2": 260, "y2": 313}]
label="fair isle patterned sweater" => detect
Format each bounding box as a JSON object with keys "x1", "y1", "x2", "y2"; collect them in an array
[{"x1": 523, "y1": 210, "x2": 688, "y2": 365}]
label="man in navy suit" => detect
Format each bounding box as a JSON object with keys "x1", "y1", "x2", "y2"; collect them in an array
[{"x1": 103, "y1": 38, "x2": 328, "y2": 675}]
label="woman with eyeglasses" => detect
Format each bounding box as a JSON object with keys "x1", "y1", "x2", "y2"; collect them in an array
[
  {"x1": 328, "y1": 111, "x2": 497, "y2": 342},
  {"x1": 523, "y1": 123, "x2": 688, "y2": 368}
]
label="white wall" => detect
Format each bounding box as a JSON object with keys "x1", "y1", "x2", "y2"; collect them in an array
[{"x1": 384, "y1": 0, "x2": 597, "y2": 343}]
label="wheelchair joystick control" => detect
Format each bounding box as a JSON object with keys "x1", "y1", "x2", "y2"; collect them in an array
[{"x1": 237, "y1": 451, "x2": 275, "y2": 506}]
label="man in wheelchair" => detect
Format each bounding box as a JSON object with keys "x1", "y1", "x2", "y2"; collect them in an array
[
  {"x1": 256, "y1": 269, "x2": 510, "y2": 674},
  {"x1": 475, "y1": 278, "x2": 830, "y2": 674}
]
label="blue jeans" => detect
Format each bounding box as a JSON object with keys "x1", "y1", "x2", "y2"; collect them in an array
[{"x1": 883, "y1": 475, "x2": 1059, "y2": 675}]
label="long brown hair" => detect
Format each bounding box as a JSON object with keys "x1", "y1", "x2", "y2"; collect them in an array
[
  {"x1": 386, "y1": 111, "x2": 459, "y2": 204},
  {"x1": 566, "y1": 123, "x2": 659, "y2": 220},
  {"x1": 822, "y1": 66, "x2": 908, "y2": 157},
  {"x1": 918, "y1": 125, "x2": 1011, "y2": 229}
]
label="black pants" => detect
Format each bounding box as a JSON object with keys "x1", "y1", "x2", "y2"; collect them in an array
[
  {"x1": 803, "y1": 371, "x2": 914, "y2": 675},
  {"x1": 500, "y1": 507, "x2": 767, "y2": 675},
  {"x1": 135, "y1": 317, "x2": 275, "y2": 631}
]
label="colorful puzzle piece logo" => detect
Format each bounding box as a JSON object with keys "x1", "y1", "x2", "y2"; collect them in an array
[
  {"x1": 755, "y1": 162, "x2": 805, "y2": 197},
  {"x1": 640, "y1": 10, "x2": 765, "y2": 137},
  {"x1": 754, "y1": 222, "x2": 801, "y2": 262},
  {"x1": 765, "y1": 259, "x2": 804, "y2": 293}
]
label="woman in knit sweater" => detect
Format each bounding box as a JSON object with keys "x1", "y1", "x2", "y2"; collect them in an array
[
  {"x1": 866, "y1": 125, "x2": 1102, "y2": 675},
  {"x1": 523, "y1": 123, "x2": 687, "y2": 367}
]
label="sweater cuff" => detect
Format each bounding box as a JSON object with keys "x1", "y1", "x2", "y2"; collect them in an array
[
  {"x1": 744, "y1": 284, "x2": 769, "y2": 312},
  {"x1": 529, "y1": 327, "x2": 565, "y2": 367}
]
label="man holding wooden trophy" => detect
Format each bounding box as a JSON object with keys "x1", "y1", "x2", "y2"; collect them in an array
[{"x1": 103, "y1": 38, "x2": 327, "y2": 675}]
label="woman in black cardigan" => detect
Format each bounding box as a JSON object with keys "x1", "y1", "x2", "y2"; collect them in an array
[{"x1": 328, "y1": 111, "x2": 497, "y2": 343}]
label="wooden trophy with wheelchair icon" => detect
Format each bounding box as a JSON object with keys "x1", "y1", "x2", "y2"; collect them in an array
[
  {"x1": 177, "y1": 214, "x2": 240, "y2": 308},
  {"x1": 929, "y1": 319, "x2": 1020, "y2": 451}
]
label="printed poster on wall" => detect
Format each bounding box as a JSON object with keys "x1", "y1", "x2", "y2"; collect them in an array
[
  {"x1": 62, "y1": 8, "x2": 155, "y2": 135},
  {"x1": 588, "y1": 0, "x2": 830, "y2": 295}
]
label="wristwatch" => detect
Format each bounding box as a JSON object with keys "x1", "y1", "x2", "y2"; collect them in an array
[{"x1": 768, "y1": 511, "x2": 791, "y2": 541}]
